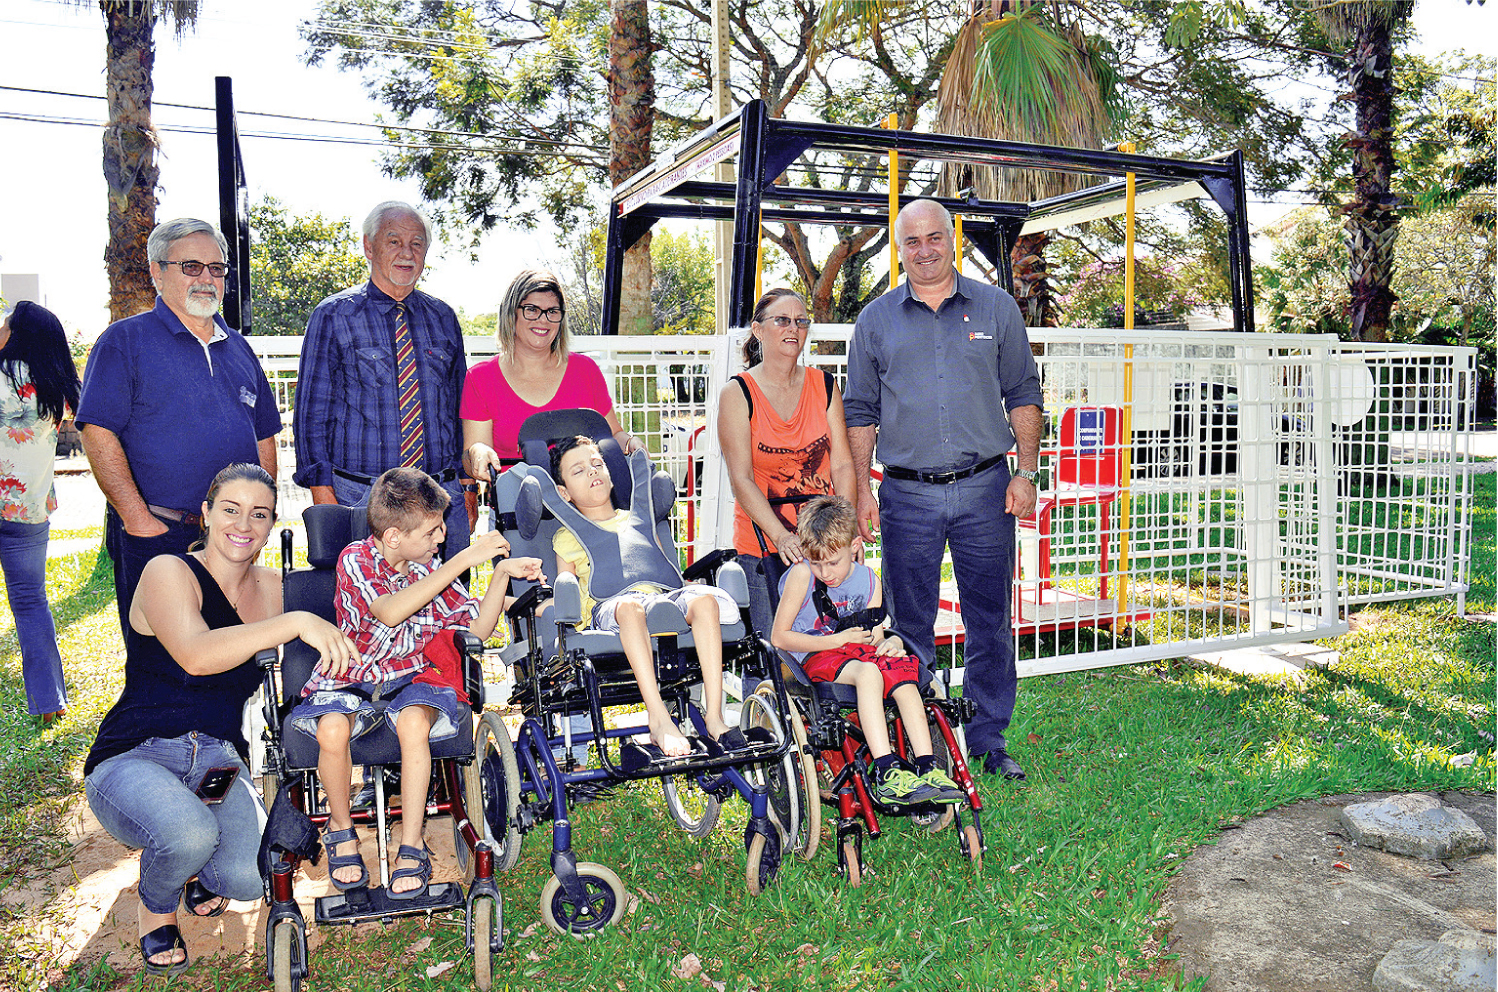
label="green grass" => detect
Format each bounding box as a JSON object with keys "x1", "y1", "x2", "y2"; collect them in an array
[{"x1": 0, "y1": 475, "x2": 1492, "y2": 991}]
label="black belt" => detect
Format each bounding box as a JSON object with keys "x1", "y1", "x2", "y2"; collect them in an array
[
  {"x1": 334, "y1": 467, "x2": 459, "y2": 486},
  {"x1": 882, "y1": 455, "x2": 1003, "y2": 485}
]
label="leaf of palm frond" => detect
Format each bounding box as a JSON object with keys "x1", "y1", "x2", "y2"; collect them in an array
[
  {"x1": 967, "y1": 12, "x2": 1109, "y2": 145},
  {"x1": 811, "y1": 0, "x2": 909, "y2": 56}
]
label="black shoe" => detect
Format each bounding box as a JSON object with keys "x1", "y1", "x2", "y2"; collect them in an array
[{"x1": 981, "y1": 749, "x2": 1026, "y2": 781}]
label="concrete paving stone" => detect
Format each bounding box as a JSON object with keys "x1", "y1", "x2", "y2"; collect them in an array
[
  {"x1": 1372, "y1": 930, "x2": 1497, "y2": 992},
  {"x1": 1342, "y1": 793, "x2": 1491, "y2": 860}
]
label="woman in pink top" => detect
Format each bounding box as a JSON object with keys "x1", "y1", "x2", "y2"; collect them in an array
[{"x1": 461, "y1": 269, "x2": 642, "y2": 481}]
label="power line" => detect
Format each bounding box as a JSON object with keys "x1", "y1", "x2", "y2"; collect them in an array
[{"x1": 0, "y1": 84, "x2": 607, "y2": 153}]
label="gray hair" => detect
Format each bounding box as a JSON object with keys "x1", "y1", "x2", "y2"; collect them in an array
[
  {"x1": 362, "y1": 201, "x2": 432, "y2": 243},
  {"x1": 147, "y1": 218, "x2": 229, "y2": 265},
  {"x1": 496, "y1": 269, "x2": 570, "y2": 360},
  {"x1": 892, "y1": 199, "x2": 954, "y2": 243}
]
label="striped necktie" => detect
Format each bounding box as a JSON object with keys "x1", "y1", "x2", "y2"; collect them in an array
[{"x1": 392, "y1": 301, "x2": 426, "y2": 469}]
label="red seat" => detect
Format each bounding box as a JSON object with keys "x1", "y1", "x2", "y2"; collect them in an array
[{"x1": 1019, "y1": 406, "x2": 1122, "y2": 610}]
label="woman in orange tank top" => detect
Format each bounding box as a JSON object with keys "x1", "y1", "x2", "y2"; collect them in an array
[{"x1": 717, "y1": 288, "x2": 855, "y2": 636}]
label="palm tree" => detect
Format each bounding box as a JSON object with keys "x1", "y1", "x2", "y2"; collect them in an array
[
  {"x1": 88, "y1": 2, "x2": 200, "y2": 322},
  {"x1": 609, "y1": 0, "x2": 655, "y2": 334},
  {"x1": 816, "y1": 2, "x2": 1120, "y2": 326},
  {"x1": 1310, "y1": 0, "x2": 1414, "y2": 342}
]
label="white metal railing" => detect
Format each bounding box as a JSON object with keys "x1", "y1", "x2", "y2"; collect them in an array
[{"x1": 253, "y1": 328, "x2": 1476, "y2": 679}]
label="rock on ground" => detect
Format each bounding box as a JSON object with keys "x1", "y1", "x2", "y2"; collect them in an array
[
  {"x1": 1342, "y1": 793, "x2": 1490, "y2": 861},
  {"x1": 1372, "y1": 929, "x2": 1496, "y2": 992}
]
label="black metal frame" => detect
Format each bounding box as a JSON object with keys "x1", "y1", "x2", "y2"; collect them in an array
[
  {"x1": 601, "y1": 99, "x2": 1255, "y2": 333},
  {"x1": 215, "y1": 76, "x2": 252, "y2": 332}
]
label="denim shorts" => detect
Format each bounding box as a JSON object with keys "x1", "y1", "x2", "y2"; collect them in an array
[{"x1": 289, "y1": 673, "x2": 468, "y2": 743}]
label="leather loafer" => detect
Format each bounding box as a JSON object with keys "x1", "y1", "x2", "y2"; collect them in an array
[{"x1": 981, "y1": 748, "x2": 1026, "y2": 781}]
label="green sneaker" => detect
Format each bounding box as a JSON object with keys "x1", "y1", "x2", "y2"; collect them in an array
[
  {"x1": 870, "y1": 765, "x2": 946, "y2": 807},
  {"x1": 919, "y1": 767, "x2": 966, "y2": 804}
]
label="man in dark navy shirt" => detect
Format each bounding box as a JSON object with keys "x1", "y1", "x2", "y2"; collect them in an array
[
  {"x1": 77, "y1": 218, "x2": 282, "y2": 635},
  {"x1": 844, "y1": 199, "x2": 1044, "y2": 781},
  {"x1": 292, "y1": 201, "x2": 469, "y2": 559}
]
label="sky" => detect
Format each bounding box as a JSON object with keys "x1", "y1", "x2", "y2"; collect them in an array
[{"x1": 0, "y1": 0, "x2": 1494, "y2": 337}]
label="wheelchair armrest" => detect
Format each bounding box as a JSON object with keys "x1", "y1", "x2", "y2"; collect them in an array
[
  {"x1": 682, "y1": 547, "x2": 736, "y2": 582},
  {"x1": 713, "y1": 559, "x2": 750, "y2": 608},
  {"x1": 505, "y1": 582, "x2": 553, "y2": 622},
  {"x1": 455, "y1": 630, "x2": 485, "y2": 711},
  {"x1": 255, "y1": 647, "x2": 279, "y2": 671},
  {"x1": 552, "y1": 572, "x2": 583, "y2": 627}
]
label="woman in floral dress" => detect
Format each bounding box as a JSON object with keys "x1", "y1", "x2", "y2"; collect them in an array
[{"x1": 0, "y1": 302, "x2": 81, "y2": 723}]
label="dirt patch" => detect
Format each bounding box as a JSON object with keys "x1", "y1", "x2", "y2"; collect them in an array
[
  {"x1": 3, "y1": 794, "x2": 469, "y2": 984},
  {"x1": 1163, "y1": 791, "x2": 1496, "y2": 992}
]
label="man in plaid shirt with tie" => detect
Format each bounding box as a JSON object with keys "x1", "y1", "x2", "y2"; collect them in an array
[{"x1": 293, "y1": 201, "x2": 471, "y2": 560}]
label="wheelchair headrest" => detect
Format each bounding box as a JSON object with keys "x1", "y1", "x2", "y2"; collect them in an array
[
  {"x1": 517, "y1": 408, "x2": 631, "y2": 507},
  {"x1": 515, "y1": 471, "x2": 547, "y2": 541},
  {"x1": 303, "y1": 503, "x2": 369, "y2": 568}
]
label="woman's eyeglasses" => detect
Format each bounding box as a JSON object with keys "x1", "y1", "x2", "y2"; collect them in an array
[
  {"x1": 161, "y1": 260, "x2": 231, "y2": 278},
  {"x1": 767, "y1": 316, "x2": 812, "y2": 330},
  {"x1": 518, "y1": 304, "x2": 565, "y2": 323}
]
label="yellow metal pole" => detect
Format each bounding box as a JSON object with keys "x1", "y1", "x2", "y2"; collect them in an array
[
  {"x1": 954, "y1": 213, "x2": 963, "y2": 275},
  {"x1": 884, "y1": 112, "x2": 900, "y2": 287},
  {"x1": 1118, "y1": 142, "x2": 1136, "y2": 612},
  {"x1": 754, "y1": 208, "x2": 764, "y2": 305}
]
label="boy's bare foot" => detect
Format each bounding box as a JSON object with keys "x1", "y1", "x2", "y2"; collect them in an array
[
  {"x1": 647, "y1": 714, "x2": 691, "y2": 756},
  {"x1": 703, "y1": 715, "x2": 733, "y2": 741}
]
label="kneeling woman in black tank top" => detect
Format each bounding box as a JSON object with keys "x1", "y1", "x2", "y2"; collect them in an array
[{"x1": 83, "y1": 463, "x2": 357, "y2": 977}]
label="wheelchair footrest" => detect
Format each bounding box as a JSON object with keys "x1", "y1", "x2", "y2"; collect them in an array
[{"x1": 314, "y1": 881, "x2": 465, "y2": 926}]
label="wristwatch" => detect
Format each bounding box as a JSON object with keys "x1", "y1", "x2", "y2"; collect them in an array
[{"x1": 1016, "y1": 469, "x2": 1040, "y2": 484}]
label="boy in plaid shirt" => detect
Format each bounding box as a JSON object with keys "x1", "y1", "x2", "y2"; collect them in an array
[{"x1": 290, "y1": 467, "x2": 540, "y2": 898}]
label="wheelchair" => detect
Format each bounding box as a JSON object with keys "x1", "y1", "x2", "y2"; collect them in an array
[
  {"x1": 470, "y1": 409, "x2": 802, "y2": 933},
  {"x1": 256, "y1": 503, "x2": 502, "y2": 992},
  {"x1": 751, "y1": 497, "x2": 987, "y2": 884}
]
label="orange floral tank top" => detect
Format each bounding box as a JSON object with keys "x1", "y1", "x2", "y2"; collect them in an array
[{"x1": 732, "y1": 368, "x2": 836, "y2": 556}]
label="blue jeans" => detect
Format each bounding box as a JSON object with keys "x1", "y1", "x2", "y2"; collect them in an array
[
  {"x1": 104, "y1": 507, "x2": 198, "y2": 638},
  {"x1": 84, "y1": 733, "x2": 266, "y2": 914},
  {"x1": 879, "y1": 461, "x2": 1017, "y2": 755},
  {"x1": 0, "y1": 519, "x2": 68, "y2": 715},
  {"x1": 331, "y1": 474, "x2": 469, "y2": 559}
]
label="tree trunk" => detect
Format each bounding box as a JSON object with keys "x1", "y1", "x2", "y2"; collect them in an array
[
  {"x1": 102, "y1": 2, "x2": 162, "y2": 323},
  {"x1": 609, "y1": 1, "x2": 654, "y2": 335},
  {"x1": 1011, "y1": 231, "x2": 1058, "y2": 327},
  {"x1": 1339, "y1": 9, "x2": 1407, "y2": 342}
]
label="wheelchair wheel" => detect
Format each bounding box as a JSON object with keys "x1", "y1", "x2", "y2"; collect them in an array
[
  {"x1": 840, "y1": 837, "x2": 862, "y2": 888},
  {"x1": 741, "y1": 685, "x2": 818, "y2": 859},
  {"x1": 271, "y1": 918, "x2": 302, "y2": 992},
  {"x1": 743, "y1": 825, "x2": 781, "y2": 896},
  {"x1": 662, "y1": 774, "x2": 721, "y2": 838},
  {"x1": 469, "y1": 713, "x2": 522, "y2": 874},
  {"x1": 961, "y1": 823, "x2": 984, "y2": 871},
  {"x1": 539, "y1": 862, "x2": 627, "y2": 936},
  {"x1": 472, "y1": 895, "x2": 497, "y2": 990}
]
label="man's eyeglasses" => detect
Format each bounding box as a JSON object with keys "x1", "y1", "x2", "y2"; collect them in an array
[
  {"x1": 768, "y1": 316, "x2": 812, "y2": 330},
  {"x1": 161, "y1": 260, "x2": 231, "y2": 278},
  {"x1": 518, "y1": 303, "x2": 565, "y2": 323}
]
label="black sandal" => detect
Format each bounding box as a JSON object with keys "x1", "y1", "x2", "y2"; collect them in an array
[
  {"x1": 387, "y1": 845, "x2": 431, "y2": 901},
  {"x1": 181, "y1": 878, "x2": 228, "y2": 918},
  {"x1": 323, "y1": 826, "x2": 369, "y2": 891},
  {"x1": 139, "y1": 923, "x2": 190, "y2": 976}
]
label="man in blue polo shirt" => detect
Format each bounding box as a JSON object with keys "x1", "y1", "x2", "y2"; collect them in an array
[
  {"x1": 77, "y1": 218, "x2": 282, "y2": 635},
  {"x1": 844, "y1": 198, "x2": 1044, "y2": 782}
]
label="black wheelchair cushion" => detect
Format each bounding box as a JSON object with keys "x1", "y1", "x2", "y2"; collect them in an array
[{"x1": 305, "y1": 503, "x2": 368, "y2": 569}]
